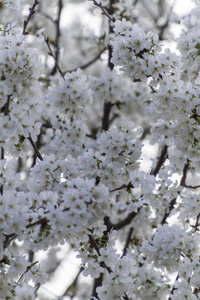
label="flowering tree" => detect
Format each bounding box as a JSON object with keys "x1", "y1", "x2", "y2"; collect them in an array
[{"x1": 1, "y1": 0, "x2": 200, "y2": 299}]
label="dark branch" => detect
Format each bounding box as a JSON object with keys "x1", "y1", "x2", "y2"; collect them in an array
[
  {"x1": 107, "y1": 0, "x2": 116, "y2": 69},
  {"x1": 180, "y1": 159, "x2": 190, "y2": 187},
  {"x1": 194, "y1": 213, "x2": 200, "y2": 232},
  {"x1": 110, "y1": 181, "x2": 134, "y2": 193},
  {"x1": 122, "y1": 227, "x2": 133, "y2": 257},
  {"x1": 104, "y1": 208, "x2": 141, "y2": 232},
  {"x1": 168, "y1": 274, "x2": 179, "y2": 300},
  {"x1": 161, "y1": 160, "x2": 190, "y2": 225},
  {"x1": 0, "y1": 147, "x2": 4, "y2": 196},
  {"x1": 184, "y1": 184, "x2": 200, "y2": 189},
  {"x1": 101, "y1": 101, "x2": 114, "y2": 131},
  {"x1": 26, "y1": 217, "x2": 47, "y2": 229},
  {"x1": 44, "y1": 36, "x2": 65, "y2": 80},
  {"x1": 150, "y1": 144, "x2": 168, "y2": 176},
  {"x1": 92, "y1": 273, "x2": 104, "y2": 300},
  {"x1": 160, "y1": 196, "x2": 176, "y2": 225},
  {"x1": 93, "y1": 1, "x2": 116, "y2": 22},
  {"x1": 88, "y1": 234, "x2": 112, "y2": 273},
  {"x1": 27, "y1": 134, "x2": 43, "y2": 161},
  {"x1": 4, "y1": 94, "x2": 11, "y2": 116},
  {"x1": 62, "y1": 267, "x2": 84, "y2": 297},
  {"x1": 22, "y1": 0, "x2": 39, "y2": 35},
  {"x1": 51, "y1": 0, "x2": 63, "y2": 75}
]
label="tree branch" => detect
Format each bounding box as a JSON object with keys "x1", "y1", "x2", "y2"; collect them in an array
[
  {"x1": 62, "y1": 267, "x2": 84, "y2": 298},
  {"x1": 63, "y1": 47, "x2": 106, "y2": 74},
  {"x1": 0, "y1": 147, "x2": 4, "y2": 196},
  {"x1": 160, "y1": 196, "x2": 176, "y2": 225},
  {"x1": 22, "y1": 0, "x2": 39, "y2": 35},
  {"x1": 161, "y1": 160, "x2": 190, "y2": 225},
  {"x1": 27, "y1": 134, "x2": 43, "y2": 161},
  {"x1": 101, "y1": 101, "x2": 114, "y2": 131},
  {"x1": 168, "y1": 274, "x2": 179, "y2": 300},
  {"x1": 44, "y1": 36, "x2": 65, "y2": 80},
  {"x1": 150, "y1": 144, "x2": 168, "y2": 176},
  {"x1": 104, "y1": 208, "x2": 141, "y2": 232},
  {"x1": 122, "y1": 227, "x2": 133, "y2": 257},
  {"x1": 51, "y1": 0, "x2": 63, "y2": 75},
  {"x1": 180, "y1": 159, "x2": 190, "y2": 187},
  {"x1": 93, "y1": 1, "x2": 116, "y2": 22}
]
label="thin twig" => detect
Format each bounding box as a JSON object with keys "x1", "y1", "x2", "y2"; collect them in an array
[
  {"x1": 180, "y1": 159, "x2": 190, "y2": 187},
  {"x1": 122, "y1": 227, "x2": 133, "y2": 257},
  {"x1": 194, "y1": 213, "x2": 200, "y2": 232},
  {"x1": 63, "y1": 47, "x2": 106, "y2": 74},
  {"x1": 177, "y1": 159, "x2": 200, "y2": 189},
  {"x1": 62, "y1": 267, "x2": 84, "y2": 297},
  {"x1": 161, "y1": 160, "x2": 190, "y2": 225},
  {"x1": 17, "y1": 261, "x2": 39, "y2": 284},
  {"x1": 160, "y1": 196, "x2": 176, "y2": 225},
  {"x1": 44, "y1": 36, "x2": 65, "y2": 80},
  {"x1": 0, "y1": 147, "x2": 4, "y2": 196},
  {"x1": 26, "y1": 217, "x2": 47, "y2": 229},
  {"x1": 0, "y1": 94, "x2": 11, "y2": 196},
  {"x1": 4, "y1": 94, "x2": 11, "y2": 116},
  {"x1": 110, "y1": 181, "x2": 134, "y2": 193},
  {"x1": 168, "y1": 274, "x2": 179, "y2": 300},
  {"x1": 88, "y1": 234, "x2": 112, "y2": 273},
  {"x1": 107, "y1": 0, "x2": 115, "y2": 69},
  {"x1": 51, "y1": 0, "x2": 63, "y2": 75},
  {"x1": 88, "y1": 233, "x2": 130, "y2": 300},
  {"x1": 27, "y1": 134, "x2": 43, "y2": 161},
  {"x1": 22, "y1": 0, "x2": 39, "y2": 35},
  {"x1": 93, "y1": 1, "x2": 116, "y2": 22},
  {"x1": 150, "y1": 144, "x2": 168, "y2": 176}
]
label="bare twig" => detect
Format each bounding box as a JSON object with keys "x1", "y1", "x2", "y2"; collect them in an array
[
  {"x1": 160, "y1": 196, "x2": 176, "y2": 225},
  {"x1": 92, "y1": 273, "x2": 104, "y2": 299},
  {"x1": 110, "y1": 181, "x2": 134, "y2": 193},
  {"x1": 183, "y1": 184, "x2": 200, "y2": 189},
  {"x1": 26, "y1": 217, "x2": 47, "y2": 229},
  {"x1": 3, "y1": 233, "x2": 18, "y2": 249},
  {"x1": 27, "y1": 134, "x2": 43, "y2": 161},
  {"x1": 88, "y1": 234, "x2": 112, "y2": 273},
  {"x1": 17, "y1": 261, "x2": 39, "y2": 284},
  {"x1": 4, "y1": 94, "x2": 11, "y2": 116},
  {"x1": 62, "y1": 267, "x2": 84, "y2": 297},
  {"x1": 22, "y1": 0, "x2": 39, "y2": 35},
  {"x1": 104, "y1": 208, "x2": 141, "y2": 232},
  {"x1": 150, "y1": 144, "x2": 168, "y2": 176},
  {"x1": 51, "y1": 0, "x2": 63, "y2": 75},
  {"x1": 107, "y1": 0, "x2": 116, "y2": 69},
  {"x1": 0, "y1": 147, "x2": 4, "y2": 196},
  {"x1": 93, "y1": 1, "x2": 116, "y2": 22},
  {"x1": 122, "y1": 227, "x2": 133, "y2": 257},
  {"x1": 0, "y1": 94, "x2": 12, "y2": 196},
  {"x1": 168, "y1": 274, "x2": 179, "y2": 300},
  {"x1": 176, "y1": 159, "x2": 200, "y2": 189},
  {"x1": 88, "y1": 234, "x2": 111, "y2": 299},
  {"x1": 63, "y1": 47, "x2": 106, "y2": 74},
  {"x1": 44, "y1": 36, "x2": 65, "y2": 80},
  {"x1": 161, "y1": 160, "x2": 190, "y2": 225},
  {"x1": 89, "y1": 233, "x2": 130, "y2": 300},
  {"x1": 101, "y1": 101, "x2": 114, "y2": 131},
  {"x1": 194, "y1": 213, "x2": 200, "y2": 232},
  {"x1": 180, "y1": 159, "x2": 189, "y2": 187}
]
